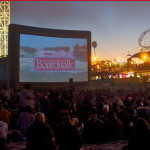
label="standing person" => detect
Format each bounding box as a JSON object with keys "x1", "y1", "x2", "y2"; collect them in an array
[
  {"x1": 0, "y1": 117, "x2": 8, "y2": 150},
  {"x1": 19, "y1": 84, "x2": 36, "y2": 112},
  {"x1": 26, "y1": 112, "x2": 55, "y2": 150},
  {"x1": 17, "y1": 105, "x2": 35, "y2": 136}
]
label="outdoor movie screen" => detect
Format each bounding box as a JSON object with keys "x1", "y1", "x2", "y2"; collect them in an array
[{"x1": 20, "y1": 34, "x2": 88, "y2": 82}]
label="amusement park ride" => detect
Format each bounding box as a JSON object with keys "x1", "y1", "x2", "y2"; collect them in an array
[
  {"x1": 138, "y1": 29, "x2": 150, "y2": 52},
  {"x1": 91, "y1": 29, "x2": 150, "y2": 81}
]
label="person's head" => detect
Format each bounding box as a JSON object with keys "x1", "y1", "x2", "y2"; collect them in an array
[
  {"x1": 104, "y1": 101, "x2": 109, "y2": 106},
  {"x1": 103, "y1": 104, "x2": 109, "y2": 113},
  {"x1": 139, "y1": 97, "x2": 145, "y2": 106},
  {"x1": 118, "y1": 105, "x2": 125, "y2": 112},
  {"x1": 35, "y1": 112, "x2": 45, "y2": 124},
  {"x1": 61, "y1": 116, "x2": 72, "y2": 126},
  {"x1": 107, "y1": 111, "x2": 117, "y2": 121},
  {"x1": 89, "y1": 109, "x2": 98, "y2": 121},
  {"x1": 23, "y1": 105, "x2": 33, "y2": 113},
  {"x1": 71, "y1": 117, "x2": 79, "y2": 126},
  {"x1": 113, "y1": 102, "x2": 118, "y2": 109},
  {"x1": 0, "y1": 105, "x2": 4, "y2": 111},
  {"x1": 118, "y1": 100, "x2": 123, "y2": 106},
  {"x1": 25, "y1": 84, "x2": 32, "y2": 90}
]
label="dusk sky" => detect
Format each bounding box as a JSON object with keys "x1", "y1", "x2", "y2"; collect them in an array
[{"x1": 11, "y1": 1, "x2": 150, "y2": 61}]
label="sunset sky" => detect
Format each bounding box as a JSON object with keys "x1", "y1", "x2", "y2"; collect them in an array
[{"x1": 11, "y1": 1, "x2": 150, "y2": 61}]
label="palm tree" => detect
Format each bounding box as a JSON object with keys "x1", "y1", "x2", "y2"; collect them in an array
[{"x1": 91, "y1": 41, "x2": 97, "y2": 57}]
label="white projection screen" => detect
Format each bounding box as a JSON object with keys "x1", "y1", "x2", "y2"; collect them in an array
[{"x1": 20, "y1": 34, "x2": 88, "y2": 82}]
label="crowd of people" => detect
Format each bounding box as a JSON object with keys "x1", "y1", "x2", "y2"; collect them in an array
[{"x1": 0, "y1": 84, "x2": 150, "y2": 150}]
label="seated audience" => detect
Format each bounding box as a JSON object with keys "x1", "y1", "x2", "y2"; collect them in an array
[{"x1": 3, "y1": 85, "x2": 150, "y2": 149}]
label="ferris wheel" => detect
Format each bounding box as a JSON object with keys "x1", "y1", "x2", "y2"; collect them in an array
[{"x1": 138, "y1": 28, "x2": 150, "y2": 52}]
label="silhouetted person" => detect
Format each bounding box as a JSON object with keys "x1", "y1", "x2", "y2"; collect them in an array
[
  {"x1": 27, "y1": 112, "x2": 55, "y2": 150},
  {"x1": 105, "y1": 111, "x2": 123, "y2": 142},
  {"x1": 117, "y1": 105, "x2": 130, "y2": 139},
  {"x1": 128, "y1": 118, "x2": 150, "y2": 150},
  {"x1": 56, "y1": 116, "x2": 82, "y2": 150},
  {"x1": 83, "y1": 111, "x2": 104, "y2": 144}
]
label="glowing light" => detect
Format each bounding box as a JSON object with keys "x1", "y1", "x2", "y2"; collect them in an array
[
  {"x1": 141, "y1": 53, "x2": 148, "y2": 61},
  {"x1": 120, "y1": 60, "x2": 123, "y2": 63},
  {"x1": 117, "y1": 59, "x2": 123, "y2": 64},
  {"x1": 127, "y1": 72, "x2": 134, "y2": 78},
  {"x1": 126, "y1": 74, "x2": 130, "y2": 78},
  {"x1": 119, "y1": 74, "x2": 122, "y2": 78},
  {"x1": 97, "y1": 65, "x2": 100, "y2": 69},
  {"x1": 143, "y1": 55, "x2": 147, "y2": 59},
  {"x1": 122, "y1": 74, "x2": 126, "y2": 78},
  {"x1": 96, "y1": 76, "x2": 99, "y2": 80},
  {"x1": 93, "y1": 57, "x2": 97, "y2": 61}
]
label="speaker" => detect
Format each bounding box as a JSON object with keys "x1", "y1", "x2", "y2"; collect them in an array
[{"x1": 69, "y1": 78, "x2": 73, "y2": 84}]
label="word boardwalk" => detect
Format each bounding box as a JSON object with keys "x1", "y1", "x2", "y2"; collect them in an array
[{"x1": 34, "y1": 58, "x2": 75, "y2": 71}]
